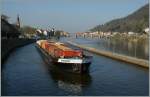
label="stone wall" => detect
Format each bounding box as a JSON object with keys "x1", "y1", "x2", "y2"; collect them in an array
[{"x1": 1, "y1": 38, "x2": 36, "y2": 64}]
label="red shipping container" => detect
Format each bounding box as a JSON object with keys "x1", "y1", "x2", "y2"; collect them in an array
[{"x1": 60, "y1": 50, "x2": 82, "y2": 57}]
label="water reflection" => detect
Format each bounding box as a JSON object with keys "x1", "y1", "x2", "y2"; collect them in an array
[
  {"x1": 144, "y1": 42, "x2": 149, "y2": 58},
  {"x1": 106, "y1": 38, "x2": 148, "y2": 60},
  {"x1": 73, "y1": 37, "x2": 149, "y2": 60},
  {"x1": 48, "y1": 66, "x2": 91, "y2": 94},
  {"x1": 58, "y1": 80, "x2": 82, "y2": 94}
]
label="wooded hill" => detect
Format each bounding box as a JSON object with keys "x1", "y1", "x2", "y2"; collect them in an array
[{"x1": 90, "y1": 4, "x2": 149, "y2": 33}]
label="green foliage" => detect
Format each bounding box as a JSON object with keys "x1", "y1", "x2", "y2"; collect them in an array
[
  {"x1": 55, "y1": 30, "x2": 62, "y2": 37},
  {"x1": 53, "y1": 30, "x2": 64, "y2": 40},
  {"x1": 20, "y1": 26, "x2": 36, "y2": 35},
  {"x1": 91, "y1": 4, "x2": 149, "y2": 33}
]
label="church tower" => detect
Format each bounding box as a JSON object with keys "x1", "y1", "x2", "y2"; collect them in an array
[{"x1": 16, "y1": 14, "x2": 20, "y2": 28}]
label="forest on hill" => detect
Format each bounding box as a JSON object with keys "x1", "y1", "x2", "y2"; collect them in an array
[{"x1": 90, "y1": 4, "x2": 149, "y2": 33}]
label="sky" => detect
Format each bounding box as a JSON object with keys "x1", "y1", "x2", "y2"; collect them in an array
[{"x1": 1, "y1": 0, "x2": 149, "y2": 33}]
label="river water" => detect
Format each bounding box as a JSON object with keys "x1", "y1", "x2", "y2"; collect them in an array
[
  {"x1": 1, "y1": 41, "x2": 149, "y2": 96},
  {"x1": 67, "y1": 37, "x2": 149, "y2": 60}
]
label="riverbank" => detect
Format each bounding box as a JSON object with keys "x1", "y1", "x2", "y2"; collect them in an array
[
  {"x1": 68, "y1": 41, "x2": 149, "y2": 68},
  {"x1": 1, "y1": 38, "x2": 36, "y2": 65},
  {"x1": 73, "y1": 34, "x2": 149, "y2": 60}
]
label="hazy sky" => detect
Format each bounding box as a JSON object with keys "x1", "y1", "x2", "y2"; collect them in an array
[{"x1": 2, "y1": 0, "x2": 148, "y2": 33}]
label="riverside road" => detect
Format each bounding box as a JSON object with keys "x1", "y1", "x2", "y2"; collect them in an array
[{"x1": 1, "y1": 41, "x2": 149, "y2": 96}]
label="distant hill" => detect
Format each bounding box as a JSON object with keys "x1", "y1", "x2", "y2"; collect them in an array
[{"x1": 90, "y1": 4, "x2": 149, "y2": 33}]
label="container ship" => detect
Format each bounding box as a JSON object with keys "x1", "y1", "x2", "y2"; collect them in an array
[{"x1": 36, "y1": 40, "x2": 92, "y2": 74}]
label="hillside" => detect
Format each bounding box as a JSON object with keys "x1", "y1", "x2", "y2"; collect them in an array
[{"x1": 90, "y1": 4, "x2": 149, "y2": 33}]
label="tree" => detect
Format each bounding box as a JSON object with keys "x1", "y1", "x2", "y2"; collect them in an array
[{"x1": 20, "y1": 26, "x2": 36, "y2": 35}]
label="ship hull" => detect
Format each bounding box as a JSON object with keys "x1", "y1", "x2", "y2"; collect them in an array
[{"x1": 36, "y1": 44, "x2": 91, "y2": 74}]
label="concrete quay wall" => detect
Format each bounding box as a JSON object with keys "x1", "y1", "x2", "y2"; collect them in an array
[
  {"x1": 68, "y1": 41, "x2": 149, "y2": 68},
  {"x1": 1, "y1": 38, "x2": 36, "y2": 64}
]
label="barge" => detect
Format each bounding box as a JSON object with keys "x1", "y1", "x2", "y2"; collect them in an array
[{"x1": 36, "y1": 40, "x2": 92, "y2": 74}]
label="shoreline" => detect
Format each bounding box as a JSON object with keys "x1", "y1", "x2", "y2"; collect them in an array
[
  {"x1": 1, "y1": 38, "x2": 36, "y2": 65},
  {"x1": 67, "y1": 41, "x2": 149, "y2": 68}
]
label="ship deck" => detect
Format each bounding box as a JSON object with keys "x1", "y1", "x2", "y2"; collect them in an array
[{"x1": 52, "y1": 42, "x2": 73, "y2": 51}]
